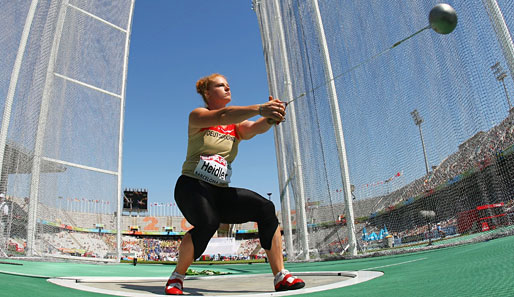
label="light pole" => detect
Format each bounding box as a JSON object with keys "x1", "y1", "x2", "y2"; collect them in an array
[
  {"x1": 411, "y1": 109, "x2": 430, "y2": 176},
  {"x1": 420, "y1": 210, "x2": 436, "y2": 246},
  {"x1": 491, "y1": 62, "x2": 512, "y2": 111},
  {"x1": 267, "y1": 192, "x2": 272, "y2": 200}
]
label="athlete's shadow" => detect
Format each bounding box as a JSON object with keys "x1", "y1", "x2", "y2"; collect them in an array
[
  {"x1": 118, "y1": 284, "x2": 164, "y2": 294},
  {"x1": 120, "y1": 283, "x2": 269, "y2": 295}
]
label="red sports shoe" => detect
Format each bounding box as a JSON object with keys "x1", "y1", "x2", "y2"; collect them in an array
[
  {"x1": 274, "y1": 272, "x2": 305, "y2": 291},
  {"x1": 165, "y1": 278, "x2": 183, "y2": 295}
]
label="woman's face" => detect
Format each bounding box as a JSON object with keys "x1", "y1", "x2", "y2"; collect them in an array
[{"x1": 205, "y1": 76, "x2": 231, "y2": 107}]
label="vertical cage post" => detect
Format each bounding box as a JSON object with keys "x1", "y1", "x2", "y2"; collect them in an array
[
  {"x1": 27, "y1": 0, "x2": 69, "y2": 256},
  {"x1": 310, "y1": 0, "x2": 357, "y2": 255},
  {"x1": 0, "y1": 0, "x2": 39, "y2": 194},
  {"x1": 483, "y1": 0, "x2": 514, "y2": 87},
  {"x1": 253, "y1": 0, "x2": 295, "y2": 259},
  {"x1": 271, "y1": 0, "x2": 310, "y2": 260},
  {"x1": 116, "y1": 0, "x2": 136, "y2": 262}
]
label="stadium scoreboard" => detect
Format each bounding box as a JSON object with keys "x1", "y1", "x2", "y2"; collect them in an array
[{"x1": 123, "y1": 189, "x2": 148, "y2": 210}]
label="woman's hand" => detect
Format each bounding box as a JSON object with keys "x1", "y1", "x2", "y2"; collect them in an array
[
  {"x1": 259, "y1": 96, "x2": 286, "y2": 124},
  {"x1": 236, "y1": 96, "x2": 286, "y2": 139}
]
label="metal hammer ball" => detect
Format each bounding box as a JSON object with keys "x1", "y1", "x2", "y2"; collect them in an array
[{"x1": 429, "y1": 3, "x2": 458, "y2": 34}]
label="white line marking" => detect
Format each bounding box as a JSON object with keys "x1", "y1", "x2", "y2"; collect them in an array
[
  {"x1": 48, "y1": 271, "x2": 384, "y2": 297},
  {"x1": 362, "y1": 257, "x2": 427, "y2": 270}
]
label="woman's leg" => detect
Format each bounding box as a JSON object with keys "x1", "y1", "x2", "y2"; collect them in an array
[
  {"x1": 170, "y1": 176, "x2": 220, "y2": 277},
  {"x1": 267, "y1": 227, "x2": 305, "y2": 292},
  {"x1": 216, "y1": 187, "x2": 282, "y2": 273},
  {"x1": 264, "y1": 226, "x2": 284, "y2": 275},
  {"x1": 216, "y1": 186, "x2": 305, "y2": 291},
  {"x1": 174, "y1": 232, "x2": 194, "y2": 275}
]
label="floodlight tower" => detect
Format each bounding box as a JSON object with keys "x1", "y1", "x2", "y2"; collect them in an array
[
  {"x1": 411, "y1": 109, "x2": 430, "y2": 176},
  {"x1": 491, "y1": 62, "x2": 512, "y2": 111}
]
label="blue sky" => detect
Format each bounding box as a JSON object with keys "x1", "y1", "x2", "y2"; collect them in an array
[
  {"x1": 122, "y1": 1, "x2": 281, "y2": 207},
  {"x1": 120, "y1": 1, "x2": 513, "y2": 212}
]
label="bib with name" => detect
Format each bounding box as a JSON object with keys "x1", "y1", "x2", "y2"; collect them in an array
[{"x1": 194, "y1": 154, "x2": 232, "y2": 185}]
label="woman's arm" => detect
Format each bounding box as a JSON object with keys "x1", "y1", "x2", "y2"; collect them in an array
[
  {"x1": 189, "y1": 105, "x2": 260, "y2": 129},
  {"x1": 236, "y1": 117, "x2": 275, "y2": 140},
  {"x1": 189, "y1": 97, "x2": 285, "y2": 129}
]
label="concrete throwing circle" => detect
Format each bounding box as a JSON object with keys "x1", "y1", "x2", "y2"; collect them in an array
[{"x1": 48, "y1": 271, "x2": 383, "y2": 296}]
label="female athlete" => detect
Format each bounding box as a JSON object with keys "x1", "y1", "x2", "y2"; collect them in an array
[{"x1": 165, "y1": 73, "x2": 305, "y2": 295}]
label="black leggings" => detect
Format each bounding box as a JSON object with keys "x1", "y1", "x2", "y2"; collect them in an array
[{"x1": 174, "y1": 175, "x2": 279, "y2": 259}]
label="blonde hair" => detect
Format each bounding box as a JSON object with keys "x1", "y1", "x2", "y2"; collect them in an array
[{"x1": 195, "y1": 73, "x2": 226, "y2": 104}]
